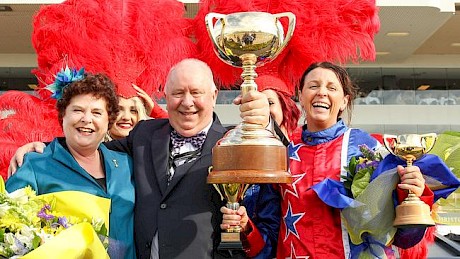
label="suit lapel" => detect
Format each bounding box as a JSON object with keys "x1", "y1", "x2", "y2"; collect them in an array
[
  {"x1": 164, "y1": 158, "x2": 196, "y2": 197},
  {"x1": 201, "y1": 116, "x2": 226, "y2": 157},
  {"x1": 163, "y1": 115, "x2": 227, "y2": 198},
  {"x1": 151, "y1": 123, "x2": 172, "y2": 196}
]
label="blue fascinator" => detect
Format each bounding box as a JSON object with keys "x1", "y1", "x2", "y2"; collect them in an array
[{"x1": 46, "y1": 66, "x2": 85, "y2": 100}]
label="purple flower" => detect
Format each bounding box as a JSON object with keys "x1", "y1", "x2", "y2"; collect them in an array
[
  {"x1": 37, "y1": 204, "x2": 54, "y2": 221},
  {"x1": 359, "y1": 144, "x2": 378, "y2": 160},
  {"x1": 369, "y1": 160, "x2": 379, "y2": 168},
  {"x1": 58, "y1": 216, "x2": 70, "y2": 228},
  {"x1": 356, "y1": 163, "x2": 367, "y2": 171},
  {"x1": 343, "y1": 145, "x2": 382, "y2": 198},
  {"x1": 13, "y1": 236, "x2": 29, "y2": 255}
]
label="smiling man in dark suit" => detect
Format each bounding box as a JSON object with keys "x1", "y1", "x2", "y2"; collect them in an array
[{"x1": 109, "y1": 58, "x2": 271, "y2": 258}]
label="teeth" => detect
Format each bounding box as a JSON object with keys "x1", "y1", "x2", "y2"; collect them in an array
[
  {"x1": 312, "y1": 102, "x2": 330, "y2": 109},
  {"x1": 78, "y1": 128, "x2": 93, "y2": 133}
]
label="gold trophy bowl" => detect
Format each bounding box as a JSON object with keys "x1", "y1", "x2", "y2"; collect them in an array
[
  {"x1": 205, "y1": 11, "x2": 295, "y2": 250},
  {"x1": 383, "y1": 133, "x2": 437, "y2": 228}
]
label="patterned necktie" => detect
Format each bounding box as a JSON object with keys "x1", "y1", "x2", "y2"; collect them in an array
[{"x1": 170, "y1": 130, "x2": 207, "y2": 150}]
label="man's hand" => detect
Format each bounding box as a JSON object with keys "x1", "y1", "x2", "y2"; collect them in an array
[
  {"x1": 397, "y1": 165, "x2": 425, "y2": 197},
  {"x1": 8, "y1": 142, "x2": 46, "y2": 177},
  {"x1": 234, "y1": 91, "x2": 270, "y2": 127},
  {"x1": 220, "y1": 206, "x2": 249, "y2": 233}
]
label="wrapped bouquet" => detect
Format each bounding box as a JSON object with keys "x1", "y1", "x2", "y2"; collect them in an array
[
  {"x1": 0, "y1": 177, "x2": 110, "y2": 258},
  {"x1": 341, "y1": 145, "x2": 398, "y2": 258},
  {"x1": 313, "y1": 143, "x2": 460, "y2": 259}
]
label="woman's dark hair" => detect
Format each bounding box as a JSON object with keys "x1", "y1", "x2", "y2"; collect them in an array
[
  {"x1": 299, "y1": 62, "x2": 358, "y2": 122},
  {"x1": 57, "y1": 73, "x2": 119, "y2": 129}
]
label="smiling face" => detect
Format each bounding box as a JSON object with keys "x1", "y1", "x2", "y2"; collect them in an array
[
  {"x1": 165, "y1": 59, "x2": 217, "y2": 137},
  {"x1": 109, "y1": 97, "x2": 140, "y2": 139},
  {"x1": 300, "y1": 67, "x2": 349, "y2": 132},
  {"x1": 63, "y1": 94, "x2": 109, "y2": 154}
]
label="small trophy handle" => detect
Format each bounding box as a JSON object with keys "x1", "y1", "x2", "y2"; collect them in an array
[
  {"x1": 383, "y1": 134, "x2": 398, "y2": 156},
  {"x1": 272, "y1": 12, "x2": 296, "y2": 58},
  {"x1": 205, "y1": 13, "x2": 228, "y2": 59},
  {"x1": 420, "y1": 133, "x2": 437, "y2": 153}
]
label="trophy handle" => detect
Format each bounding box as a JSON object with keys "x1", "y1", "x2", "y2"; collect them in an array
[
  {"x1": 272, "y1": 12, "x2": 296, "y2": 57},
  {"x1": 420, "y1": 133, "x2": 437, "y2": 153},
  {"x1": 205, "y1": 13, "x2": 228, "y2": 59},
  {"x1": 383, "y1": 134, "x2": 398, "y2": 156}
]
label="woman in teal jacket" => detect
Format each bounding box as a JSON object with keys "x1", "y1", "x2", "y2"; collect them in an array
[{"x1": 6, "y1": 71, "x2": 135, "y2": 259}]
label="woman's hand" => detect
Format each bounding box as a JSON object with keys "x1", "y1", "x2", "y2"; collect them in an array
[
  {"x1": 133, "y1": 84, "x2": 154, "y2": 115},
  {"x1": 397, "y1": 165, "x2": 425, "y2": 197},
  {"x1": 220, "y1": 206, "x2": 249, "y2": 232}
]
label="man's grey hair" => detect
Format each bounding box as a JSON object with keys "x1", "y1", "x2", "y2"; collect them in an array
[{"x1": 164, "y1": 58, "x2": 217, "y2": 93}]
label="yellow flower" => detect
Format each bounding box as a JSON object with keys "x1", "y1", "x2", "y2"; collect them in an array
[
  {"x1": 358, "y1": 157, "x2": 367, "y2": 164},
  {"x1": 0, "y1": 213, "x2": 28, "y2": 232},
  {"x1": 0, "y1": 187, "x2": 110, "y2": 258}
]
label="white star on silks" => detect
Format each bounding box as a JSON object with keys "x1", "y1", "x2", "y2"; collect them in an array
[
  {"x1": 283, "y1": 202, "x2": 304, "y2": 241},
  {"x1": 288, "y1": 142, "x2": 303, "y2": 162},
  {"x1": 282, "y1": 173, "x2": 306, "y2": 199},
  {"x1": 285, "y1": 242, "x2": 310, "y2": 259}
]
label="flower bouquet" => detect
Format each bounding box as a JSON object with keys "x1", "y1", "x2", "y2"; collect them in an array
[
  {"x1": 343, "y1": 142, "x2": 460, "y2": 259},
  {"x1": 340, "y1": 145, "x2": 399, "y2": 259},
  {"x1": 0, "y1": 177, "x2": 110, "y2": 258},
  {"x1": 311, "y1": 141, "x2": 460, "y2": 258}
]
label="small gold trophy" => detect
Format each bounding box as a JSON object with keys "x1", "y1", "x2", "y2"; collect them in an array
[
  {"x1": 205, "y1": 11, "x2": 295, "y2": 249},
  {"x1": 383, "y1": 133, "x2": 437, "y2": 228}
]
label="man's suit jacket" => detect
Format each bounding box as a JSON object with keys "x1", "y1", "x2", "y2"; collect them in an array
[{"x1": 106, "y1": 114, "x2": 245, "y2": 259}]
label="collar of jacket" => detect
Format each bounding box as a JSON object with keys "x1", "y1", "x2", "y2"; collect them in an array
[{"x1": 301, "y1": 119, "x2": 348, "y2": 146}]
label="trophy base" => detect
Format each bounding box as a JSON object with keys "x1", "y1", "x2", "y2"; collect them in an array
[
  {"x1": 393, "y1": 199, "x2": 436, "y2": 228},
  {"x1": 218, "y1": 232, "x2": 243, "y2": 251},
  {"x1": 210, "y1": 145, "x2": 291, "y2": 184}
]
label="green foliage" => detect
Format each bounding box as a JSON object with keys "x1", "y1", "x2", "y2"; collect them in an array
[
  {"x1": 351, "y1": 167, "x2": 373, "y2": 198},
  {"x1": 342, "y1": 145, "x2": 382, "y2": 198}
]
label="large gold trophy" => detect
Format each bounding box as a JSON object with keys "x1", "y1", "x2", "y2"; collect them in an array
[
  {"x1": 383, "y1": 133, "x2": 437, "y2": 228},
  {"x1": 205, "y1": 11, "x2": 295, "y2": 249}
]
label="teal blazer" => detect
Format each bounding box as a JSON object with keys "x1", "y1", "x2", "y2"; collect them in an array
[{"x1": 6, "y1": 138, "x2": 135, "y2": 259}]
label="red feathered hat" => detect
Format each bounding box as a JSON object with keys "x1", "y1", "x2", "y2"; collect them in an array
[
  {"x1": 255, "y1": 75, "x2": 300, "y2": 136},
  {"x1": 255, "y1": 75, "x2": 292, "y2": 97}
]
